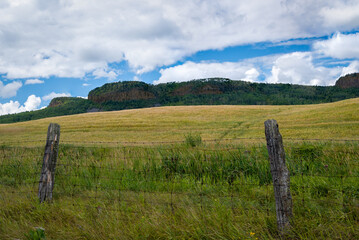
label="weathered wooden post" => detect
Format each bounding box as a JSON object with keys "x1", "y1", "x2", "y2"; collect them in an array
[
  {"x1": 38, "y1": 123, "x2": 60, "y2": 203},
  {"x1": 264, "y1": 119, "x2": 292, "y2": 235}
]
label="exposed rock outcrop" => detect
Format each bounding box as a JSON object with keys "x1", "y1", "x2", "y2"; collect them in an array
[
  {"x1": 335, "y1": 73, "x2": 359, "y2": 89},
  {"x1": 89, "y1": 88, "x2": 156, "y2": 103},
  {"x1": 171, "y1": 83, "x2": 223, "y2": 96}
]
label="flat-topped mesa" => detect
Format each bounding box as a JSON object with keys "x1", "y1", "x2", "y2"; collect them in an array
[
  {"x1": 335, "y1": 73, "x2": 359, "y2": 89},
  {"x1": 88, "y1": 81, "x2": 156, "y2": 103}
]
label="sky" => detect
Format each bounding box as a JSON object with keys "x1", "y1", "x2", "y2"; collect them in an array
[{"x1": 1, "y1": 0, "x2": 359, "y2": 116}]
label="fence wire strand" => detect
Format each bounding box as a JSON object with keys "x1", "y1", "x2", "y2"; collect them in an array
[{"x1": 1, "y1": 137, "x2": 358, "y2": 217}]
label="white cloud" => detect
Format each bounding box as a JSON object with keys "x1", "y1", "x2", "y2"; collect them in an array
[
  {"x1": 156, "y1": 50, "x2": 359, "y2": 86},
  {"x1": 82, "y1": 83, "x2": 90, "y2": 87},
  {"x1": 0, "y1": 80, "x2": 22, "y2": 98},
  {"x1": 266, "y1": 52, "x2": 341, "y2": 86},
  {"x1": 76, "y1": 96, "x2": 88, "y2": 99},
  {"x1": 24, "y1": 78, "x2": 44, "y2": 85},
  {"x1": 244, "y1": 68, "x2": 260, "y2": 82},
  {"x1": 23, "y1": 94, "x2": 41, "y2": 111},
  {"x1": 92, "y1": 67, "x2": 119, "y2": 80},
  {"x1": 320, "y1": 2, "x2": 359, "y2": 29},
  {"x1": 155, "y1": 61, "x2": 260, "y2": 84},
  {"x1": 0, "y1": 94, "x2": 41, "y2": 116},
  {"x1": 0, "y1": 0, "x2": 358, "y2": 79},
  {"x1": 42, "y1": 92, "x2": 71, "y2": 101},
  {"x1": 341, "y1": 61, "x2": 359, "y2": 76},
  {"x1": 0, "y1": 100, "x2": 21, "y2": 115},
  {"x1": 314, "y1": 32, "x2": 359, "y2": 59}
]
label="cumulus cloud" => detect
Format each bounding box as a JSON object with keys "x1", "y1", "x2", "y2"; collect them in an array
[
  {"x1": 244, "y1": 68, "x2": 260, "y2": 82},
  {"x1": 92, "y1": 67, "x2": 119, "y2": 80},
  {"x1": 0, "y1": 94, "x2": 41, "y2": 116},
  {"x1": 0, "y1": 0, "x2": 358, "y2": 79},
  {"x1": 42, "y1": 92, "x2": 71, "y2": 101},
  {"x1": 266, "y1": 52, "x2": 341, "y2": 85},
  {"x1": 314, "y1": 32, "x2": 359, "y2": 59},
  {"x1": 156, "y1": 51, "x2": 359, "y2": 86},
  {"x1": 23, "y1": 94, "x2": 41, "y2": 111},
  {"x1": 0, "y1": 80, "x2": 22, "y2": 98},
  {"x1": 320, "y1": 2, "x2": 359, "y2": 29},
  {"x1": 155, "y1": 61, "x2": 260, "y2": 84},
  {"x1": 25, "y1": 78, "x2": 44, "y2": 85},
  {"x1": 0, "y1": 101, "x2": 22, "y2": 115},
  {"x1": 77, "y1": 96, "x2": 88, "y2": 99},
  {"x1": 341, "y1": 61, "x2": 359, "y2": 76}
]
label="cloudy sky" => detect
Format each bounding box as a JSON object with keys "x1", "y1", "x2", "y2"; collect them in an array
[{"x1": 1, "y1": 0, "x2": 359, "y2": 115}]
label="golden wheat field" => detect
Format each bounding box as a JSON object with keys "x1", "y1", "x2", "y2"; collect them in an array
[{"x1": 0, "y1": 98, "x2": 358, "y2": 145}]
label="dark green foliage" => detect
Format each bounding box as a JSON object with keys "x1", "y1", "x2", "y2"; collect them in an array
[
  {"x1": 2, "y1": 78, "x2": 359, "y2": 123},
  {"x1": 89, "y1": 81, "x2": 156, "y2": 97},
  {"x1": 292, "y1": 144, "x2": 323, "y2": 161},
  {"x1": 184, "y1": 133, "x2": 202, "y2": 147},
  {"x1": 24, "y1": 227, "x2": 46, "y2": 240}
]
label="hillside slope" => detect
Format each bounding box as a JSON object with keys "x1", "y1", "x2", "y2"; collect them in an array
[
  {"x1": 1, "y1": 98, "x2": 358, "y2": 146},
  {"x1": 2, "y1": 77, "x2": 359, "y2": 124}
]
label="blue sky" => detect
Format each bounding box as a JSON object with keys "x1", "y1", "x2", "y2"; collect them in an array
[{"x1": 1, "y1": 0, "x2": 359, "y2": 115}]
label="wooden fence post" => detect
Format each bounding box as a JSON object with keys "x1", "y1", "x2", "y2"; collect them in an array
[
  {"x1": 264, "y1": 119, "x2": 292, "y2": 235},
  {"x1": 38, "y1": 123, "x2": 60, "y2": 203}
]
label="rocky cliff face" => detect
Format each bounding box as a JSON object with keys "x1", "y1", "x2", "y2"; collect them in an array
[
  {"x1": 171, "y1": 83, "x2": 223, "y2": 96},
  {"x1": 88, "y1": 81, "x2": 156, "y2": 103},
  {"x1": 335, "y1": 73, "x2": 359, "y2": 89},
  {"x1": 89, "y1": 88, "x2": 156, "y2": 103}
]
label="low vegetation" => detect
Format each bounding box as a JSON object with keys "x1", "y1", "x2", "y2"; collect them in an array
[{"x1": 0, "y1": 140, "x2": 358, "y2": 239}]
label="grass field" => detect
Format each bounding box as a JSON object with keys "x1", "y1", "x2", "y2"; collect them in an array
[
  {"x1": 0, "y1": 99, "x2": 359, "y2": 239},
  {"x1": 0, "y1": 98, "x2": 358, "y2": 145}
]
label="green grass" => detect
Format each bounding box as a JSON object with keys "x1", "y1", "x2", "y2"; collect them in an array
[{"x1": 0, "y1": 140, "x2": 358, "y2": 239}]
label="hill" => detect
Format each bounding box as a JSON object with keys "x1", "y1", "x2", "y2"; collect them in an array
[
  {"x1": 1, "y1": 77, "x2": 359, "y2": 124},
  {"x1": 1, "y1": 97, "x2": 358, "y2": 146}
]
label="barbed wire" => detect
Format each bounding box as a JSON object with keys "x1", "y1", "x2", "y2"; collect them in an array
[
  {"x1": 1, "y1": 136, "x2": 358, "y2": 147},
  {"x1": 2, "y1": 188, "x2": 358, "y2": 211},
  {"x1": 1, "y1": 137, "x2": 358, "y2": 218},
  {"x1": 2, "y1": 177, "x2": 359, "y2": 194}
]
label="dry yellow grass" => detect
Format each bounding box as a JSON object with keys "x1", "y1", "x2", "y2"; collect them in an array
[{"x1": 1, "y1": 98, "x2": 358, "y2": 146}]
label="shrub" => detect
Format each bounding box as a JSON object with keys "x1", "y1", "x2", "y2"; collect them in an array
[
  {"x1": 185, "y1": 133, "x2": 202, "y2": 147},
  {"x1": 24, "y1": 227, "x2": 45, "y2": 240}
]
